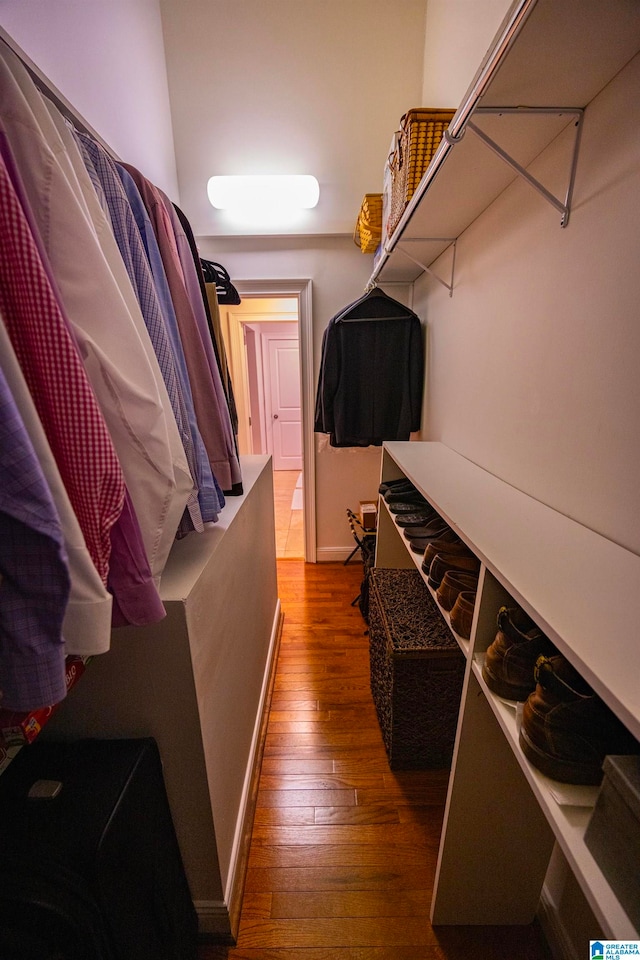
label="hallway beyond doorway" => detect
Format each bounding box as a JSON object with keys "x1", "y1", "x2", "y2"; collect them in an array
[{"x1": 273, "y1": 470, "x2": 304, "y2": 559}]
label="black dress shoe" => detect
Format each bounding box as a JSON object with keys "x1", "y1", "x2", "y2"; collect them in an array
[
  {"x1": 379, "y1": 478, "x2": 412, "y2": 495},
  {"x1": 388, "y1": 501, "x2": 429, "y2": 514},
  {"x1": 384, "y1": 488, "x2": 426, "y2": 505},
  {"x1": 396, "y1": 510, "x2": 438, "y2": 527}
]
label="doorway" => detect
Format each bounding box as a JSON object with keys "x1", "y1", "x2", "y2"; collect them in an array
[{"x1": 219, "y1": 282, "x2": 315, "y2": 560}]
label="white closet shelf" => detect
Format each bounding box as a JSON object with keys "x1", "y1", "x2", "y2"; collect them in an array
[
  {"x1": 369, "y1": 0, "x2": 640, "y2": 287},
  {"x1": 377, "y1": 441, "x2": 640, "y2": 936},
  {"x1": 382, "y1": 441, "x2": 640, "y2": 741}
]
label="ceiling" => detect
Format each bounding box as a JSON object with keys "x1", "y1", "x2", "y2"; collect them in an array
[{"x1": 159, "y1": 0, "x2": 429, "y2": 238}]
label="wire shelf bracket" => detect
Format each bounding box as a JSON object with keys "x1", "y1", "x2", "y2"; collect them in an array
[
  {"x1": 465, "y1": 107, "x2": 584, "y2": 228},
  {"x1": 395, "y1": 239, "x2": 458, "y2": 297}
]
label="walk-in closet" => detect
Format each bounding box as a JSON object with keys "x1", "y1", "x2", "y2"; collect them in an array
[{"x1": 0, "y1": 2, "x2": 639, "y2": 958}]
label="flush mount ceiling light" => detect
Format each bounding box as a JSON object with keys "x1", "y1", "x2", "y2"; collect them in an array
[{"x1": 207, "y1": 174, "x2": 319, "y2": 229}]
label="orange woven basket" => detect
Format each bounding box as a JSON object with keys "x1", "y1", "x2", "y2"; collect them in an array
[
  {"x1": 353, "y1": 193, "x2": 383, "y2": 254},
  {"x1": 387, "y1": 108, "x2": 455, "y2": 238}
]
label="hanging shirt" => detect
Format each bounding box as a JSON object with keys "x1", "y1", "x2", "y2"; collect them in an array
[
  {"x1": 121, "y1": 163, "x2": 240, "y2": 494},
  {"x1": 0, "y1": 43, "x2": 193, "y2": 582},
  {"x1": 115, "y1": 162, "x2": 225, "y2": 525},
  {"x1": 73, "y1": 130, "x2": 214, "y2": 532},
  {"x1": 163, "y1": 196, "x2": 242, "y2": 492},
  {"x1": 0, "y1": 358, "x2": 69, "y2": 712},
  {"x1": 0, "y1": 322, "x2": 114, "y2": 656},
  {"x1": 0, "y1": 145, "x2": 124, "y2": 587}
]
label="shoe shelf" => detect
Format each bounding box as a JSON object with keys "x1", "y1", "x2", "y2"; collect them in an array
[
  {"x1": 376, "y1": 497, "x2": 473, "y2": 656},
  {"x1": 377, "y1": 441, "x2": 640, "y2": 938},
  {"x1": 368, "y1": 0, "x2": 640, "y2": 289},
  {"x1": 470, "y1": 652, "x2": 634, "y2": 937}
]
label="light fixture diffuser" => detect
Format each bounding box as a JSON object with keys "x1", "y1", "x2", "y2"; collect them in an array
[{"x1": 207, "y1": 174, "x2": 319, "y2": 213}]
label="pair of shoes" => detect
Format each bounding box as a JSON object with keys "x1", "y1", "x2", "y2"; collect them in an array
[
  {"x1": 384, "y1": 486, "x2": 427, "y2": 505},
  {"x1": 379, "y1": 477, "x2": 412, "y2": 495},
  {"x1": 404, "y1": 525, "x2": 456, "y2": 543},
  {"x1": 408, "y1": 533, "x2": 452, "y2": 554},
  {"x1": 396, "y1": 509, "x2": 438, "y2": 527},
  {"x1": 436, "y1": 569, "x2": 479, "y2": 612},
  {"x1": 449, "y1": 592, "x2": 476, "y2": 640},
  {"x1": 482, "y1": 605, "x2": 557, "y2": 702},
  {"x1": 422, "y1": 538, "x2": 471, "y2": 570},
  {"x1": 388, "y1": 500, "x2": 430, "y2": 515},
  {"x1": 519, "y1": 654, "x2": 639, "y2": 785},
  {"x1": 426, "y1": 551, "x2": 480, "y2": 589}
]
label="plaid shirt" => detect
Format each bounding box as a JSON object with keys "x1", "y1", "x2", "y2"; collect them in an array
[{"x1": 0, "y1": 148, "x2": 125, "y2": 587}]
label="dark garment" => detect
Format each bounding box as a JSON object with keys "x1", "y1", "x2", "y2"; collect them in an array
[{"x1": 314, "y1": 291, "x2": 424, "y2": 447}]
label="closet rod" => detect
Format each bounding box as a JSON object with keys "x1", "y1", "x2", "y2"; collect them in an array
[{"x1": 0, "y1": 25, "x2": 120, "y2": 161}]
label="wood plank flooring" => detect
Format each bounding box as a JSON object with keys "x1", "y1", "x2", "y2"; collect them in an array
[{"x1": 199, "y1": 560, "x2": 552, "y2": 960}]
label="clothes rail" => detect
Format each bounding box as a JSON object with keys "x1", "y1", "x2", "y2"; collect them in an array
[{"x1": 0, "y1": 25, "x2": 120, "y2": 161}]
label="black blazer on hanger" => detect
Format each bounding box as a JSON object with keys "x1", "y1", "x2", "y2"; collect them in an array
[{"x1": 314, "y1": 288, "x2": 424, "y2": 447}]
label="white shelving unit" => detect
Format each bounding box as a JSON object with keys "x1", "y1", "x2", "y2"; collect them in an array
[
  {"x1": 369, "y1": 0, "x2": 640, "y2": 289},
  {"x1": 377, "y1": 441, "x2": 640, "y2": 938}
]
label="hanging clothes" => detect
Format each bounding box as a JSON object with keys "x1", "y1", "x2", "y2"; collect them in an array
[
  {"x1": 0, "y1": 351, "x2": 69, "y2": 712},
  {"x1": 0, "y1": 43, "x2": 194, "y2": 584},
  {"x1": 114, "y1": 163, "x2": 226, "y2": 530},
  {"x1": 0, "y1": 142, "x2": 124, "y2": 589},
  {"x1": 163, "y1": 195, "x2": 242, "y2": 494},
  {"x1": 121, "y1": 162, "x2": 240, "y2": 494},
  {"x1": 173, "y1": 203, "x2": 242, "y2": 440},
  {"x1": 314, "y1": 288, "x2": 424, "y2": 447},
  {"x1": 0, "y1": 322, "x2": 113, "y2": 660},
  {"x1": 73, "y1": 130, "x2": 223, "y2": 532}
]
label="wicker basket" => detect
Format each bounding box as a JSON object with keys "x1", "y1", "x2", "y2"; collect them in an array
[
  {"x1": 386, "y1": 108, "x2": 455, "y2": 238},
  {"x1": 353, "y1": 193, "x2": 383, "y2": 254},
  {"x1": 368, "y1": 568, "x2": 464, "y2": 769}
]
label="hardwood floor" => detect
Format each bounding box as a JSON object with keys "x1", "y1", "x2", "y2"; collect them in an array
[{"x1": 199, "y1": 560, "x2": 552, "y2": 960}]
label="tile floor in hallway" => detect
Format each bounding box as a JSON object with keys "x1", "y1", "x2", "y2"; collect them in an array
[{"x1": 273, "y1": 470, "x2": 304, "y2": 559}]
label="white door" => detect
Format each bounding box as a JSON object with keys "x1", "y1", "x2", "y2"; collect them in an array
[{"x1": 265, "y1": 336, "x2": 302, "y2": 470}]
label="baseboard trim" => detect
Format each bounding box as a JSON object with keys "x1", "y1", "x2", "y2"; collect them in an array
[
  {"x1": 193, "y1": 900, "x2": 233, "y2": 943},
  {"x1": 223, "y1": 600, "x2": 284, "y2": 941},
  {"x1": 538, "y1": 884, "x2": 580, "y2": 960},
  {"x1": 316, "y1": 546, "x2": 359, "y2": 563}
]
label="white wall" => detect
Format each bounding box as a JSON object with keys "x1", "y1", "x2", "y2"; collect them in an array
[
  {"x1": 198, "y1": 235, "x2": 413, "y2": 556},
  {"x1": 414, "y1": 52, "x2": 640, "y2": 555},
  {"x1": 421, "y1": 0, "x2": 512, "y2": 107},
  {"x1": 159, "y1": 0, "x2": 428, "y2": 237},
  {"x1": 0, "y1": 0, "x2": 179, "y2": 197}
]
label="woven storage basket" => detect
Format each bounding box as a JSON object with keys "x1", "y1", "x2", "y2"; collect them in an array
[
  {"x1": 387, "y1": 108, "x2": 455, "y2": 238},
  {"x1": 353, "y1": 193, "x2": 383, "y2": 254},
  {"x1": 368, "y1": 568, "x2": 464, "y2": 769}
]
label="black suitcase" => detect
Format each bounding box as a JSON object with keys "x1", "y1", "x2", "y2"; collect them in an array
[{"x1": 0, "y1": 738, "x2": 198, "y2": 959}]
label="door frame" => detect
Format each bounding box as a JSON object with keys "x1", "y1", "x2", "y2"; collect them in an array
[{"x1": 233, "y1": 279, "x2": 316, "y2": 562}]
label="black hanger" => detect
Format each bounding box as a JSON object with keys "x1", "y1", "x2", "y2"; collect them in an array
[
  {"x1": 200, "y1": 258, "x2": 241, "y2": 305},
  {"x1": 335, "y1": 287, "x2": 417, "y2": 323}
]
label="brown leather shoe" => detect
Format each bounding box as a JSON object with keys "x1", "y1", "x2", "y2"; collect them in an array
[
  {"x1": 421, "y1": 538, "x2": 469, "y2": 570},
  {"x1": 449, "y1": 591, "x2": 476, "y2": 640},
  {"x1": 519, "y1": 655, "x2": 640, "y2": 785},
  {"x1": 436, "y1": 570, "x2": 479, "y2": 612},
  {"x1": 404, "y1": 526, "x2": 457, "y2": 542},
  {"x1": 427, "y1": 552, "x2": 480, "y2": 589},
  {"x1": 482, "y1": 605, "x2": 557, "y2": 701}
]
